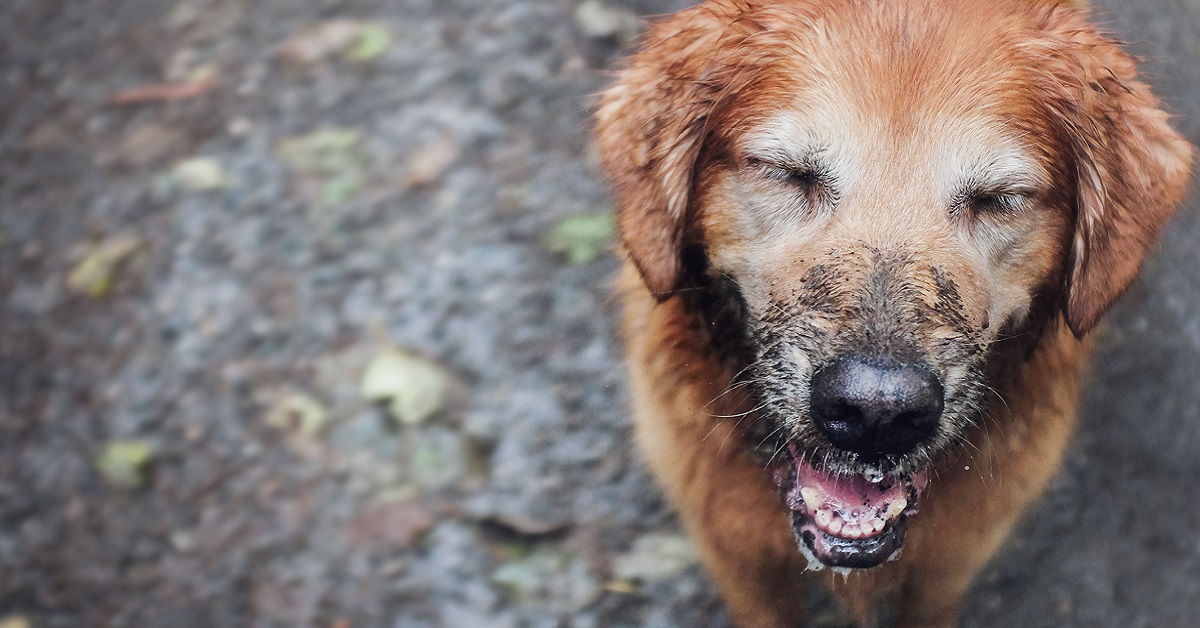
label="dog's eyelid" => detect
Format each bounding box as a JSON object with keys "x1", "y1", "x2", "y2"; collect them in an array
[
  {"x1": 745, "y1": 155, "x2": 829, "y2": 187},
  {"x1": 770, "y1": 165, "x2": 818, "y2": 186},
  {"x1": 952, "y1": 178, "x2": 1039, "y2": 216},
  {"x1": 957, "y1": 188, "x2": 1032, "y2": 216}
]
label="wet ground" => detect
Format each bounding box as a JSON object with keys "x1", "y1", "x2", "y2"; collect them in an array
[{"x1": 0, "y1": 0, "x2": 1197, "y2": 626}]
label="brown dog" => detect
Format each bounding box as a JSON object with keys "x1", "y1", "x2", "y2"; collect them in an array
[{"x1": 594, "y1": 0, "x2": 1193, "y2": 626}]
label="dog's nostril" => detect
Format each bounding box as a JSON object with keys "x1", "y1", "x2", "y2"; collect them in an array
[
  {"x1": 830, "y1": 403, "x2": 863, "y2": 423},
  {"x1": 892, "y1": 411, "x2": 925, "y2": 429},
  {"x1": 810, "y1": 355, "x2": 944, "y2": 460}
]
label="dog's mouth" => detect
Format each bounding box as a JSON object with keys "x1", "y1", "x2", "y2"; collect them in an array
[{"x1": 771, "y1": 444, "x2": 928, "y2": 569}]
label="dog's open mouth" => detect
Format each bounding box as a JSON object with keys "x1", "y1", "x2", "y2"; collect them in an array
[{"x1": 771, "y1": 444, "x2": 928, "y2": 569}]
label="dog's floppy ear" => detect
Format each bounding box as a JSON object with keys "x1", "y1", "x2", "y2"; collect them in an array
[
  {"x1": 1040, "y1": 8, "x2": 1194, "y2": 337},
  {"x1": 594, "y1": 7, "x2": 739, "y2": 298}
]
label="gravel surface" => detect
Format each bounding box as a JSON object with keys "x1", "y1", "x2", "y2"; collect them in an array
[{"x1": 0, "y1": 1, "x2": 1197, "y2": 626}]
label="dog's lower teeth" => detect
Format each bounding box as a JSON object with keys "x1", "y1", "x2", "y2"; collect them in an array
[
  {"x1": 795, "y1": 475, "x2": 916, "y2": 539},
  {"x1": 812, "y1": 513, "x2": 890, "y2": 539}
]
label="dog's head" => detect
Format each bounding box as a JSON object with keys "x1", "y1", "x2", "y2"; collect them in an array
[{"x1": 597, "y1": 0, "x2": 1192, "y2": 569}]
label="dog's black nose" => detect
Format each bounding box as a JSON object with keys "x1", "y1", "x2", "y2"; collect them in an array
[{"x1": 810, "y1": 355, "x2": 944, "y2": 460}]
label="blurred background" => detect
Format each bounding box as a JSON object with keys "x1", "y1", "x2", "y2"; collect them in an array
[{"x1": 0, "y1": 0, "x2": 1197, "y2": 626}]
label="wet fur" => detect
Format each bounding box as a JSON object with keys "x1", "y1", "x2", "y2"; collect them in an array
[{"x1": 597, "y1": 0, "x2": 1192, "y2": 626}]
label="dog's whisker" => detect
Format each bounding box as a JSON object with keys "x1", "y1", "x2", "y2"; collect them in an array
[
  {"x1": 704, "y1": 399, "x2": 772, "y2": 420},
  {"x1": 703, "y1": 361, "x2": 769, "y2": 409}
]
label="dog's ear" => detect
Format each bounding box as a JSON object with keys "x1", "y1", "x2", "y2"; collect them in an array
[
  {"x1": 594, "y1": 7, "x2": 739, "y2": 298},
  {"x1": 1040, "y1": 8, "x2": 1194, "y2": 337}
]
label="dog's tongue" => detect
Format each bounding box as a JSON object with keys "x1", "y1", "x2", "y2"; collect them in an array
[
  {"x1": 792, "y1": 462, "x2": 901, "y2": 513},
  {"x1": 778, "y1": 449, "x2": 926, "y2": 522}
]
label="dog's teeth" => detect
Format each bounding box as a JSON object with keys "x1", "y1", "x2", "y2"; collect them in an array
[
  {"x1": 869, "y1": 517, "x2": 885, "y2": 534},
  {"x1": 800, "y1": 487, "x2": 822, "y2": 511},
  {"x1": 828, "y1": 517, "x2": 844, "y2": 535},
  {"x1": 815, "y1": 508, "x2": 833, "y2": 528},
  {"x1": 886, "y1": 498, "x2": 908, "y2": 520},
  {"x1": 842, "y1": 522, "x2": 861, "y2": 538}
]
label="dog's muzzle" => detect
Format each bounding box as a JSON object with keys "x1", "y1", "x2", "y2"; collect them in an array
[{"x1": 770, "y1": 352, "x2": 946, "y2": 569}]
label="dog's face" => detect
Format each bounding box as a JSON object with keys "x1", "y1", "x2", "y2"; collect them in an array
[{"x1": 597, "y1": 0, "x2": 1192, "y2": 569}]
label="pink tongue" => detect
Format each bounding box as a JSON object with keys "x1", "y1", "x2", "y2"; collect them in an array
[
  {"x1": 792, "y1": 460, "x2": 904, "y2": 512},
  {"x1": 781, "y1": 449, "x2": 928, "y2": 520}
]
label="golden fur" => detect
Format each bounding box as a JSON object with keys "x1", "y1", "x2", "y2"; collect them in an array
[{"x1": 595, "y1": 0, "x2": 1192, "y2": 626}]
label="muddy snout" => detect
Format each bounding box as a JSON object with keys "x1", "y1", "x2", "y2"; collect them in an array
[{"x1": 810, "y1": 354, "x2": 945, "y2": 462}]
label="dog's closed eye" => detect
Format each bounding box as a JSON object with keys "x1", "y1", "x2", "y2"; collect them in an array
[
  {"x1": 954, "y1": 187, "x2": 1034, "y2": 219},
  {"x1": 748, "y1": 157, "x2": 835, "y2": 208},
  {"x1": 756, "y1": 160, "x2": 819, "y2": 189}
]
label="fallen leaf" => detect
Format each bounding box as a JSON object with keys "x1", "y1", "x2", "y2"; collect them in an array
[
  {"x1": 275, "y1": 127, "x2": 365, "y2": 176},
  {"x1": 344, "y1": 500, "x2": 436, "y2": 548},
  {"x1": 492, "y1": 549, "x2": 599, "y2": 612},
  {"x1": 573, "y1": 0, "x2": 640, "y2": 44},
  {"x1": 345, "y1": 23, "x2": 392, "y2": 62},
  {"x1": 277, "y1": 20, "x2": 363, "y2": 64},
  {"x1": 264, "y1": 390, "x2": 329, "y2": 437},
  {"x1": 275, "y1": 127, "x2": 370, "y2": 207},
  {"x1": 320, "y1": 173, "x2": 362, "y2": 205},
  {"x1": 96, "y1": 440, "x2": 154, "y2": 488},
  {"x1": 165, "y1": 1, "x2": 243, "y2": 42},
  {"x1": 109, "y1": 66, "x2": 219, "y2": 105},
  {"x1": 611, "y1": 532, "x2": 698, "y2": 583},
  {"x1": 408, "y1": 429, "x2": 470, "y2": 490},
  {"x1": 66, "y1": 234, "x2": 143, "y2": 297},
  {"x1": 23, "y1": 119, "x2": 75, "y2": 152},
  {"x1": 603, "y1": 579, "x2": 637, "y2": 594},
  {"x1": 542, "y1": 212, "x2": 616, "y2": 265},
  {"x1": 401, "y1": 136, "x2": 459, "y2": 190},
  {"x1": 480, "y1": 512, "x2": 569, "y2": 537},
  {"x1": 359, "y1": 350, "x2": 449, "y2": 425},
  {"x1": 491, "y1": 556, "x2": 545, "y2": 597},
  {"x1": 172, "y1": 156, "x2": 230, "y2": 191},
  {"x1": 102, "y1": 122, "x2": 188, "y2": 169}
]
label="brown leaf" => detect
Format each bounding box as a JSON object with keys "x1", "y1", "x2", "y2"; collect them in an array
[
  {"x1": 100, "y1": 122, "x2": 189, "y2": 169},
  {"x1": 276, "y1": 20, "x2": 364, "y2": 65},
  {"x1": 344, "y1": 500, "x2": 437, "y2": 549},
  {"x1": 109, "y1": 67, "x2": 219, "y2": 105},
  {"x1": 481, "y1": 511, "x2": 570, "y2": 537},
  {"x1": 401, "y1": 135, "x2": 460, "y2": 190}
]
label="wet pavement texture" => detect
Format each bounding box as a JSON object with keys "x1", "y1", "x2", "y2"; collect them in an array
[{"x1": 0, "y1": 0, "x2": 1197, "y2": 626}]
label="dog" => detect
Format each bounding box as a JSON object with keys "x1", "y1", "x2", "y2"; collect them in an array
[{"x1": 594, "y1": 0, "x2": 1193, "y2": 625}]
